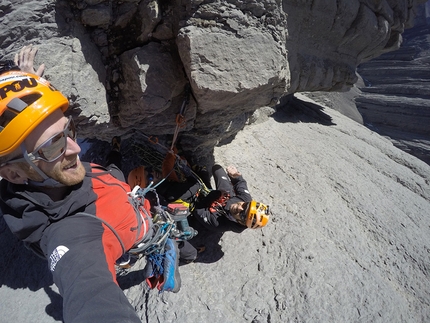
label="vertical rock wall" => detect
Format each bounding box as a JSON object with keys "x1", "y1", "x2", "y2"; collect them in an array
[
  {"x1": 0, "y1": 0, "x2": 426, "y2": 157},
  {"x1": 356, "y1": 4, "x2": 430, "y2": 165}
]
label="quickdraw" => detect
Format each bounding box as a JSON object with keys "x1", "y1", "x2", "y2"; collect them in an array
[{"x1": 170, "y1": 84, "x2": 191, "y2": 152}]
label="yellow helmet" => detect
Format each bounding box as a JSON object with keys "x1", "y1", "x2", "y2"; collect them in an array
[
  {"x1": 0, "y1": 71, "x2": 68, "y2": 157},
  {"x1": 242, "y1": 200, "x2": 270, "y2": 229}
]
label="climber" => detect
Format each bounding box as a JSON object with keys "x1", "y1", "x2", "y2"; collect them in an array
[
  {"x1": 0, "y1": 46, "x2": 181, "y2": 323},
  {"x1": 139, "y1": 150, "x2": 270, "y2": 233},
  {"x1": 192, "y1": 164, "x2": 270, "y2": 232}
]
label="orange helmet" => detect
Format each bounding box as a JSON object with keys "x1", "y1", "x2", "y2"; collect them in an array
[
  {"x1": 241, "y1": 200, "x2": 270, "y2": 229},
  {"x1": 0, "y1": 71, "x2": 69, "y2": 157}
]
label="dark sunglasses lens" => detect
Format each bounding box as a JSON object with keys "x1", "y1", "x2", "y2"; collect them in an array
[{"x1": 239, "y1": 209, "x2": 246, "y2": 220}]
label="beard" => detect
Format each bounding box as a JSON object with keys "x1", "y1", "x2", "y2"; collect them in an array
[
  {"x1": 47, "y1": 162, "x2": 86, "y2": 186},
  {"x1": 26, "y1": 156, "x2": 86, "y2": 187}
]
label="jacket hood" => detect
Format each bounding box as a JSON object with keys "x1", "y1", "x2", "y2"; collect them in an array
[{"x1": 0, "y1": 163, "x2": 95, "y2": 243}]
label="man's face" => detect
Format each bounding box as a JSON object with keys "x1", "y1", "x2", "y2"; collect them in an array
[
  {"x1": 229, "y1": 201, "x2": 246, "y2": 223},
  {"x1": 24, "y1": 110, "x2": 86, "y2": 186}
]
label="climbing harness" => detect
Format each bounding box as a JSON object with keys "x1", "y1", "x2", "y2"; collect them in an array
[
  {"x1": 128, "y1": 185, "x2": 198, "y2": 250},
  {"x1": 209, "y1": 191, "x2": 230, "y2": 214}
]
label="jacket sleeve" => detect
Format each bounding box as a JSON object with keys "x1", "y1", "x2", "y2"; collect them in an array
[
  {"x1": 40, "y1": 214, "x2": 142, "y2": 323},
  {"x1": 192, "y1": 206, "x2": 246, "y2": 233},
  {"x1": 193, "y1": 207, "x2": 221, "y2": 230},
  {"x1": 230, "y1": 175, "x2": 252, "y2": 202}
]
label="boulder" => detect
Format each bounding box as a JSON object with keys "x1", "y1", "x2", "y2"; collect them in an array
[{"x1": 1, "y1": 0, "x2": 426, "y2": 156}]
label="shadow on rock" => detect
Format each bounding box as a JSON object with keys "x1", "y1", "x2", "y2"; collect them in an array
[
  {"x1": 184, "y1": 217, "x2": 247, "y2": 265},
  {"x1": 273, "y1": 94, "x2": 335, "y2": 126},
  {"x1": 44, "y1": 286, "x2": 63, "y2": 321}
]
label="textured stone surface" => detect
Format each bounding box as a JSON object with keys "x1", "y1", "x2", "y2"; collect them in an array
[
  {"x1": 1, "y1": 1, "x2": 430, "y2": 322},
  {"x1": 356, "y1": 7, "x2": 430, "y2": 165},
  {"x1": 0, "y1": 0, "x2": 426, "y2": 156},
  {"x1": 1, "y1": 96, "x2": 430, "y2": 322}
]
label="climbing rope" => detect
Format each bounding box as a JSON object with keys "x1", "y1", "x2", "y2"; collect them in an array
[{"x1": 170, "y1": 84, "x2": 191, "y2": 152}]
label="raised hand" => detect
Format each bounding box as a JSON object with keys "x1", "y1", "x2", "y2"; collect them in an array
[
  {"x1": 14, "y1": 44, "x2": 45, "y2": 76},
  {"x1": 226, "y1": 165, "x2": 241, "y2": 178}
]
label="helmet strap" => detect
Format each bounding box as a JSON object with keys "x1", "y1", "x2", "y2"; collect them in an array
[{"x1": 20, "y1": 144, "x2": 65, "y2": 188}]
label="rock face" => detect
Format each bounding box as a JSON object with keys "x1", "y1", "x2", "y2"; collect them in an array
[
  {"x1": 356, "y1": 6, "x2": 430, "y2": 165},
  {"x1": 1, "y1": 1, "x2": 430, "y2": 323},
  {"x1": 0, "y1": 0, "x2": 426, "y2": 157},
  {"x1": 1, "y1": 95, "x2": 430, "y2": 322}
]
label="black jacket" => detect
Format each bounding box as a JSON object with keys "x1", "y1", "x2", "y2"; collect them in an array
[
  {"x1": 193, "y1": 174, "x2": 251, "y2": 232},
  {"x1": 0, "y1": 162, "x2": 146, "y2": 323}
]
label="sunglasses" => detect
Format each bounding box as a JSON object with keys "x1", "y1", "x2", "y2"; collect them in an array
[
  {"x1": 6, "y1": 116, "x2": 77, "y2": 165},
  {"x1": 239, "y1": 202, "x2": 250, "y2": 221}
]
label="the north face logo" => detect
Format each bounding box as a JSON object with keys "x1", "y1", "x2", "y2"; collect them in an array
[{"x1": 49, "y1": 245, "x2": 69, "y2": 272}]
